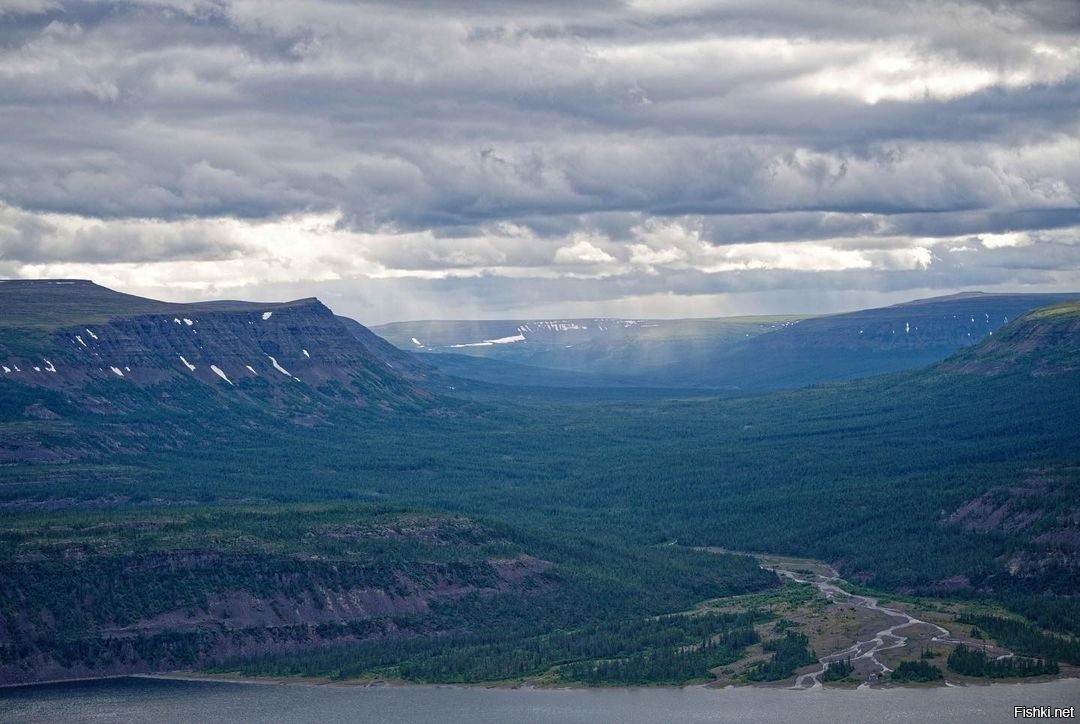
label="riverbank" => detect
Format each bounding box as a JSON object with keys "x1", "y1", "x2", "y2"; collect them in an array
[
  {"x1": 133, "y1": 670, "x2": 1077, "y2": 692},
  {"x1": 697, "y1": 549, "x2": 1079, "y2": 690},
  {"x1": 4, "y1": 551, "x2": 1074, "y2": 693}
]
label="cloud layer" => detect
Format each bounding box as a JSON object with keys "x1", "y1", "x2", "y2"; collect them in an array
[{"x1": 1, "y1": 0, "x2": 1078, "y2": 321}]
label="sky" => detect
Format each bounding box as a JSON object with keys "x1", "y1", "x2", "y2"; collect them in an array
[{"x1": 1, "y1": 0, "x2": 1079, "y2": 324}]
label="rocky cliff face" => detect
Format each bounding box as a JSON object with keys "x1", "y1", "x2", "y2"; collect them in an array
[{"x1": 0, "y1": 280, "x2": 431, "y2": 410}]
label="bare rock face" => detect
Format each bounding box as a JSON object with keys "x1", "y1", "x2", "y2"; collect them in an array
[{"x1": 0, "y1": 280, "x2": 432, "y2": 410}]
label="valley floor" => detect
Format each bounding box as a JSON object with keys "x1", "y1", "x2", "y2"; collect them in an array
[
  {"x1": 701, "y1": 552, "x2": 1078, "y2": 689},
  {"x1": 150, "y1": 552, "x2": 1078, "y2": 691}
]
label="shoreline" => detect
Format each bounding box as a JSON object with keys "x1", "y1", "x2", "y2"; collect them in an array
[{"x1": 4, "y1": 670, "x2": 1076, "y2": 692}]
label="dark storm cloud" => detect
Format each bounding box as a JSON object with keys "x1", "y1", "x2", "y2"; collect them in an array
[{"x1": 0, "y1": 0, "x2": 1077, "y2": 318}]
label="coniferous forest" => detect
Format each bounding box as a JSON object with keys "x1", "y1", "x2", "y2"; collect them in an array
[{"x1": 2, "y1": 292, "x2": 1079, "y2": 685}]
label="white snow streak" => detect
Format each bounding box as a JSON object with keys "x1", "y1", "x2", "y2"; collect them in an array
[
  {"x1": 302, "y1": 349, "x2": 310, "y2": 358},
  {"x1": 266, "y1": 355, "x2": 291, "y2": 375},
  {"x1": 75, "y1": 336, "x2": 87, "y2": 347},
  {"x1": 43, "y1": 359, "x2": 56, "y2": 372},
  {"x1": 535, "y1": 321, "x2": 586, "y2": 331},
  {"x1": 179, "y1": 355, "x2": 196, "y2": 371},
  {"x1": 411, "y1": 337, "x2": 423, "y2": 347},
  {"x1": 85, "y1": 328, "x2": 98, "y2": 339},
  {"x1": 110, "y1": 366, "x2": 124, "y2": 377},
  {"x1": 262, "y1": 312, "x2": 273, "y2": 320},
  {"x1": 449, "y1": 333, "x2": 526, "y2": 348},
  {"x1": 210, "y1": 365, "x2": 233, "y2": 385},
  {"x1": 245, "y1": 365, "x2": 258, "y2": 375}
]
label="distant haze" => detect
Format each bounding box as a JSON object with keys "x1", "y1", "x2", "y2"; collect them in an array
[{"x1": 1, "y1": 1, "x2": 1079, "y2": 324}]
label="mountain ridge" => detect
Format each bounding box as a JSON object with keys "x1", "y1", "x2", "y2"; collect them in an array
[
  {"x1": 0, "y1": 281, "x2": 433, "y2": 435},
  {"x1": 941, "y1": 301, "x2": 1080, "y2": 377},
  {"x1": 375, "y1": 291, "x2": 1080, "y2": 390}
]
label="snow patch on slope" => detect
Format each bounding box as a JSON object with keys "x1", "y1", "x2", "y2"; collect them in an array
[
  {"x1": 210, "y1": 365, "x2": 233, "y2": 385},
  {"x1": 449, "y1": 334, "x2": 526, "y2": 348},
  {"x1": 266, "y1": 355, "x2": 290, "y2": 375}
]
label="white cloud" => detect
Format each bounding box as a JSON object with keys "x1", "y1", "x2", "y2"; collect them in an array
[
  {"x1": 979, "y1": 232, "x2": 1033, "y2": 249},
  {"x1": 0, "y1": 0, "x2": 1078, "y2": 319},
  {"x1": 553, "y1": 237, "x2": 616, "y2": 265}
]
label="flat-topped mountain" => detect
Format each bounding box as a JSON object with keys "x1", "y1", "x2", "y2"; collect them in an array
[
  {"x1": 0, "y1": 280, "x2": 430, "y2": 408},
  {"x1": 377, "y1": 292, "x2": 1080, "y2": 390},
  {"x1": 702, "y1": 291, "x2": 1080, "y2": 389}
]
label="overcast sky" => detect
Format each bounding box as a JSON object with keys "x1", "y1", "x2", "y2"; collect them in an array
[{"x1": 1, "y1": 0, "x2": 1079, "y2": 323}]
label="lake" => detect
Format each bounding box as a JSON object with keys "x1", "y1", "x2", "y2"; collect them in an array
[{"x1": 1, "y1": 677, "x2": 1078, "y2": 723}]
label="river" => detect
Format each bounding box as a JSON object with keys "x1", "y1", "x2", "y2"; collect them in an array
[
  {"x1": 768, "y1": 563, "x2": 972, "y2": 688},
  {"x1": 1, "y1": 676, "x2": 1077, "y2": 723}
]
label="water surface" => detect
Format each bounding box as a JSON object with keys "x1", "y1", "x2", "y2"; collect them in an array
[{"x1": 1, "y1": 677, "x2": 1077, "y2": 723}]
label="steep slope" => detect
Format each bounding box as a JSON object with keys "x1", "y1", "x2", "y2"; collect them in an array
[
  {"x1": 0, "y1": 506, "x2": 553, "y2": 684},
  {"x1": 335, "y1": 314, "x2": 433, "y2": 382},
  {"x1": 0, "y1": 279, "x2": 430, "y2": 407},
  {"x1": 941, "y1": 301, "x2": 1080, "y2": 376},
  {"x1": 0, "y1": 280, "x2": 435, "y2": 464}
]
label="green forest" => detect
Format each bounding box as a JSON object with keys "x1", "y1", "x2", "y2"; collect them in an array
[
  {"x1": 222, "y1": 610, "x2": 765, "y2": 684},
  {"x1": 2, "y1": 302, "x2": 1079, "y2": 685},
  {"x1": 947, "y1": 646, "x2": 1059, "y2": 678}
]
